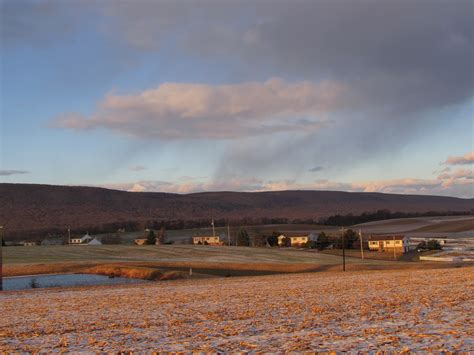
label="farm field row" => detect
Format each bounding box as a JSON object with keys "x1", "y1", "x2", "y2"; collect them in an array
[
  {"x1": 2, "y1": 244, "x2": 399, "y2": 277},
  {"x1": 1, "y1": 267, "x2": 472, "y2": 352},
  {"x1": 3, "y1": 245, "x2": 370, "y2": 265}
]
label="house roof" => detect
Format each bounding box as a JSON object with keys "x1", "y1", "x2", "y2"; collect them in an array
[
  {"x1": 81, "y1": 234, "x2": 93, "y2": 241},
  {"x1": 368, "y1": 235, "x2": 406, "y2": 241},
  {"x1": 278, "y1": 234, "x2": 311, "y2": 239},
  {"x1": 88, "y1": 238, "x2": 102, "y2": 245}
]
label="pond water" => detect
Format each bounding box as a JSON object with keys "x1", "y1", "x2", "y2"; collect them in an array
[{"x1": 3, "y1": 273, "x2": 148, "y2": 291}]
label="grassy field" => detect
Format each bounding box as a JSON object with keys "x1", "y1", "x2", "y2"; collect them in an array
[
  {"x1": 3, "y1": 244, "x2": 402, "y2": 277},
  {"x1": 1, "y1": 267, "x2": 472, "y2": 352}
]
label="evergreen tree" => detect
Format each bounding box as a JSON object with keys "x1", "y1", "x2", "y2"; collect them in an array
[
  {"x1": 237, "y1": 228, "x2": 250, "y2": 246},
  {"x1": 336, "y1": 229, "x2": 358, "y2": 249},
  {"x1": 266, "y1": 232, "x2": 280, "y2": 247},
  {"x1": 316, "y1": 232, "x2": 330, "y2": 250},
  {"x1": 146, "y1": 229, "x2": 157, "y2": 245}
]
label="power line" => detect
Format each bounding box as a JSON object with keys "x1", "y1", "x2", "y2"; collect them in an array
[
  {"x1": 359, "y1": 229, "x2": 364, "y2": 260},
  {"x1": 0, "y1": 225, "x2": 4, "y2": 291},
  {"x1": 341, "y1": 227, "x2": 346, "y2": 272}
]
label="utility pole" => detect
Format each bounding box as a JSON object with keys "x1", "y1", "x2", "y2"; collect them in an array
[
  {"x1": 393, "y1": 235, "x2": 397, "y2": 260},
  {"x1": 68, "y1": 227, "x2": 71, "y2": 245},
  {"x1": 211, "y1": 219, "x2": 216, "y2": 238},
  {"x1": 227, "y1": 224, "x2": 231, "y2": 246},
  {"x1": 359, "y1": 229, "x2": 364, "y2": 260},
  {"x1": 341, "y1": 227, "x2": 346, "y2": 272},
  {"x1": 0, "y1": 225, "x2": 4, "y2": 291}
]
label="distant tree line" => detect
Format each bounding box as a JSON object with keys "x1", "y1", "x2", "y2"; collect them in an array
[{"x1": 4, "y1": 209, "x2": 472, "y2": 241}]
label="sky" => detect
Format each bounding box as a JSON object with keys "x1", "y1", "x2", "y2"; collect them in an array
[{"x1": 0, "y1": 0, "x2": 473, "y2": 197}]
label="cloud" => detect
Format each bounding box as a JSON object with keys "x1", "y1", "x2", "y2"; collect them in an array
[
  {"x1": 6, "y1": 1, "x2": 473, "y2": 116},
  {"x1": 101, "y1": 1, "x2": 473, "y2": 115},
  {"x1": 5, "y1": 1, "x2": 473, "y2": 194},
  {"x1": 45, "y1": 1, "x2": 472, "y2": 177},
  {"x1": 308, "y1": 166, "x2": 324, "y2": 173},
  {"x1": 101, "y1": 170, "x2": 474, "y2": 198},
  {"x1": 52, "y1": 78, "x2": 346, "y2": 139},
  {"x1": 1, "y1": 0, "x2": 94, "y2": 48},
  {"x1": 103, "y1": 150, "x2": 474, "y2": 197},
  {"x1": 100, "y1": 2, "x2": 192, "y2": 51},
  {"x1": 102, "y1": 178, "x2": 265, "y2": 194},
  {"x1": 443, "y1": 151, "x2": 474, "y2": 165},
  {"x1": 0, "y1": 170, "x2": 30, "y2": 176},
  {"x1": 129, "y1": 165, "x2": 146, "y2": 171}
]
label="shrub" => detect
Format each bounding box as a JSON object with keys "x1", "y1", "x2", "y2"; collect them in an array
[
  {"x1": 237, "y1": 228, "x2": 250, "y2": 246},
  {"x1": 316, "y1": 232, "x2": 330, "y2": 250},
  {"x1": 146, "y1": 230, "x2": 156, "y2": 245},
  {"x1": 266, "y1": 233, "x2": 279, "y2": 247},
  {"x1": 417, "y1": 239, "x2": 442, "y2": 250},
  {"x1": 335, "y1": 229, "x2": 358, "y2": 249}
]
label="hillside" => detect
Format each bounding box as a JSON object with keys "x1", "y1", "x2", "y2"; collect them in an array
[
  {"x1": 0, "y1": 183, "x2": 472, "y2": 237},
  {"x1": 353, "y1": 216, "x2": 474, "y2": 235}
]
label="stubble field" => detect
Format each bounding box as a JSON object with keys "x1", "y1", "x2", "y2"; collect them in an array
[
  {"x1": 1, "y1": 267, "x2": 472, "y2": 352},
  {"x1": 2, "y1": 244, "x2": 399, "y2": 277}
]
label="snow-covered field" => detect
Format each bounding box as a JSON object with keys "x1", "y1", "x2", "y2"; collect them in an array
[
  {"x1": 1, "y1": 267, "x2": 473, "y2": 352},
  {"x1": 355, "y1": 215, "x2": 474, "y2": 238}
]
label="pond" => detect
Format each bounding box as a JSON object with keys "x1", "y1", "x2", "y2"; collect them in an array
[{"x1": 3, "y1": 273, "x2": 148, "y2": 291}]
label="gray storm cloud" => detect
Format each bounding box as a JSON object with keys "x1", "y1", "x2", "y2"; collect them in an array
[
  {"x1": 7, "y1": 1, "x2": 472, "y2": 116},
  {"x1": 102, "y1": 1, "x2": 473, "y2": 177},
  {"x1": 0, "y1": 170, "x2": 30, "y2": 176},
  {"x1": 101, "y1": 0, "x2": 474, "y2": 115}
]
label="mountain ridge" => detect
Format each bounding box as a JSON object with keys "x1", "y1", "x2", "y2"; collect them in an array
[{"x1": 1, "y1": 183, "x2": 472, "y2": 236}]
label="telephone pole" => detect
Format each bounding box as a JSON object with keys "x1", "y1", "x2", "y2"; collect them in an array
[
  {"x1": 341, "y1": 227, "x2": 346, "y2": 272},
  {"x1": 0, "y1": 225, "x2": 4, "y2": 291},
  {"x1": 393, "y1": 235, "x2": 397, "y2": 260},
  {"x1": 359, "y1": 229, "x2": 364, "y2": 260},
  {"x1": 227, "y1": 224, "x2": 231, "y2": 246}
]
